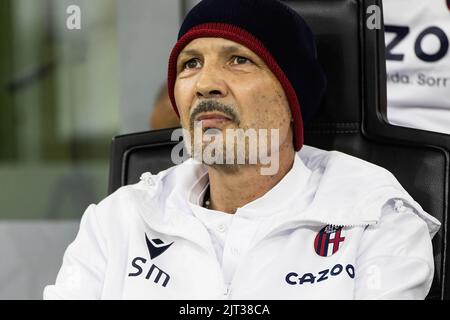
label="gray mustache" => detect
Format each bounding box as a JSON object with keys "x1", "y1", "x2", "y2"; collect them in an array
[{"x1": 189, "y1": 100, "x2": 239, "y2": 130}]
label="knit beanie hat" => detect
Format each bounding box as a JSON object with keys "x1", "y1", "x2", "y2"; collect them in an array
[{"x1": 167, "y1": 0, "x2": 326, "y2": 151}]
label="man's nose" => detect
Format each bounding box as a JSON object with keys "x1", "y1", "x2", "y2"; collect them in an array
[{"x1": 195, "y1": 64, "x2": 228, "y2": 99}]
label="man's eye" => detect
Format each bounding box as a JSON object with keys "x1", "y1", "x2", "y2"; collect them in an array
[
  {"x1": 232, "y1": 56, "x2": 252, "y2": 65},
  {"x1": 183, "y1": 58, "x2": 201, "y2": 70}
]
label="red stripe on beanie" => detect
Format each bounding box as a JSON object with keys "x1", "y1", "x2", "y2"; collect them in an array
[{"x1": 167, "y1": 23, "x2": 304, "y2": 151}]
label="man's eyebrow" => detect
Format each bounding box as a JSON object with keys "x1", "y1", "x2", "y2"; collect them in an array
[
  {"x1": 178, "y1": 49, "x2": 201, "y2": 57},
  {"x1": 179, "y1": 45, "x2": 252, "y2": 57},
  {"x1": 220, "y1": 45, "x2": 249, "y2": 55}
]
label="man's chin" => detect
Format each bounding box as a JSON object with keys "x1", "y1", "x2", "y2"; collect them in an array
[
  {"x1": 190, "y1": 152, "x2": 254, "y2": 168},
  {"x1": 207, "y1": 162, "x2": 241, "y2": 173},
  {"x1": 202, "y1": 127, "x2": 224, "y2": 135}
]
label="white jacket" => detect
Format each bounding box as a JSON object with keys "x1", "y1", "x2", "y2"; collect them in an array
[{"x1": 44, "y1": 145, "x2": 441, "y2": 300}]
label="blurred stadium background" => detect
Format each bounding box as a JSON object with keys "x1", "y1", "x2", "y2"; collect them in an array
[{"x1": 0, "y1": 0, "x2": 199, "y2": 299}]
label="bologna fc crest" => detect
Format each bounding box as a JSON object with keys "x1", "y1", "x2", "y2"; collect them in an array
[{"x1": 314, "y1": 225, "x2": 345, "y2": 257}]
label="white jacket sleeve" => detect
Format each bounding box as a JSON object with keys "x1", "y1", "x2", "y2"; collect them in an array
[
  {"x1": 43, "y1": 204, "x2": 107, "y2": 300},
  {"x1": 354, "y1": 199, "x2": 437, "y2": 299}
]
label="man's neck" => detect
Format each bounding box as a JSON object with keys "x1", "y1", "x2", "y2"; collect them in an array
[{"x1": 206, "y1": 146, "x2": 295, "y2": 214}]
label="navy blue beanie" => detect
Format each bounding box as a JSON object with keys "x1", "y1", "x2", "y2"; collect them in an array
[{"x1": 167, "y1": 0, "x2": 326, "y2": 151}]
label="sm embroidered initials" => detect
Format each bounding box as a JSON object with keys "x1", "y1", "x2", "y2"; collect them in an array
[{"x1": 127, "y1": 234, "x2": 173, "y2": 287}]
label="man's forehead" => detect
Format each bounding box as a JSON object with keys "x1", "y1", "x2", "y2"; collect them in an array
[{"x1": 179, "y1": 37, "x2": 255, "y2": 56}]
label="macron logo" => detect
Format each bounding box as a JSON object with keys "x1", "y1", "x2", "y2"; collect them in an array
[
  {"x1": 127, "y1": 234, "x2": 174, "y2": 287},
  {"x1": 145, "y1": 234, "x2": 174, "y2": 259}
]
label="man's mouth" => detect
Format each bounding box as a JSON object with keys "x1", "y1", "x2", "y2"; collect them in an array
[{"x1": 194, "y1": 113, "x2": 232, "y2": 129}]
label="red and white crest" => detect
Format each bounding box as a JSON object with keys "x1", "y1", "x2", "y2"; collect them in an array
[{"x1": 314, "y1": 225, "x2": 345, "y2": 257}]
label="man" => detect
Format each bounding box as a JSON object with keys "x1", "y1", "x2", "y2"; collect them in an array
[{"x1": 45, "y1": 0, "x2": 440, "y2": 299}]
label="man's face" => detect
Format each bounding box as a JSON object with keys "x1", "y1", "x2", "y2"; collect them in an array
[{"x1": 174, "y1": 37, "x2": 293, "y2": 167}]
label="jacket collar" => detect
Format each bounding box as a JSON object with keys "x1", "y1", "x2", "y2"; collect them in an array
[
  {"x1": 186, "y1": 152, "x2": 313, "y2": 219},
  {"x1": 134, "y1": 145, "x2": 440, "y2": 247}
]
